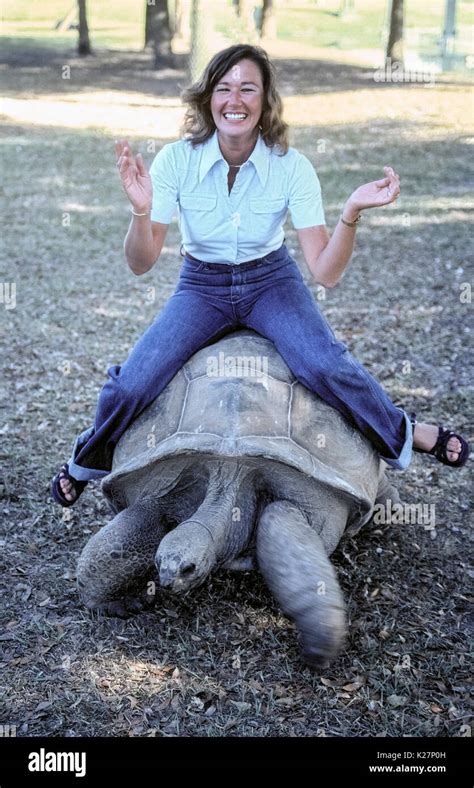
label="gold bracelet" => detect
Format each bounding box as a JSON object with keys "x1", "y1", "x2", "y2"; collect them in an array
[
  {"x1": 131, "y1": 208, "x2": 150, "y2": 217},
  {"x1": 340, "y1": 214, "x2": 361, "y2": 227}
]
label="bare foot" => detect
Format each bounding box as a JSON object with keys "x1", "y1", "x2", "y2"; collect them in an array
[
  {"x1": 413, "y1": 422, "x2": 462, "y2": 463},
  {"x1": 58, "y1": 470, "x2": 81, "y2": 503}
]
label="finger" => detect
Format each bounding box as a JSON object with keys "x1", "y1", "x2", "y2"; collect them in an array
[
  {"x1": 384, "y1": 166, "x2": 400, "y2": 186},
  {"x1": 115, "y1": 143, "x2": 134, "y2": 171},
  {"x1": 117, "y1": 148, "x2": 137, "y2": 170},
  {"x1": 385, "y1": 189, "x2": 400, "y2": 204},
  {"x1": 383, "y1": 168, "x2": 400, "y2": 196},
  {"x1": 114, "y1": 139, "x2": 123, "y2": 160},
  {"x1": 117, "y1": 155, "x2": 132, "y2": 175},
  {"x1": 122, "y1": 138, "x2": 133, "y2": 157},
  {"x1": 374, "y1": 177, "x2": 390, "y2": 187},
  {"x1": 122, "y1": 147, "x2": 136, "y2": 169},
  {"x1": 386, "y1": 180, "x2": 401, "y2": 199},
  {"x1": 135, "y1": 152, "x2": 147, "y2": 176}
]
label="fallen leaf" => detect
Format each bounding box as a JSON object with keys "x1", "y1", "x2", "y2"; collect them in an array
[
  {"x1": 388, "y1": 694, "x2": 407, "y2": 707},
  {"x1": 230, "y1": 701, "x2": 251, "y2": 712},
  {"x1": 34, "y1": 701, "x2": 53, "y2": 713},
  {"x1": 275, "y1": 697, "x2": 294, "y2": 706},
  {"x1": 321, "y1": 677, "x2": 337, "y2": 687},
  {"x1": 342, "y1": 681, "x2": 364, "y2": 692}
]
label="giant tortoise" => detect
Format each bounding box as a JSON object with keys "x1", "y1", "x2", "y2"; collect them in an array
[{"x1": 77, "y1": 329, "x2": 399, "y2": 667}]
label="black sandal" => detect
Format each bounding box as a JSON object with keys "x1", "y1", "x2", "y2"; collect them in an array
[
  {"x1": 410, "y1": 413, "x2": 470, "y2": 468},
  {"x1": 51, "y1": 463, "x2": 88, "y2": 507}
]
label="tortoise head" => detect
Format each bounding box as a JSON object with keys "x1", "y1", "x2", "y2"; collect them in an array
[{"x1": 155, "y1": 521, "x2": 217, "y2": 592}]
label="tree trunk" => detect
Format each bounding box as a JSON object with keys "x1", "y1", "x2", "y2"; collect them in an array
[
  {"x1": 386, "y1": 0, "x2": 404, "y2": 64},
  {"x1": 260, "y1": 0, "x2": 277, "y2": 39},
  {"x1": 189, "y1": 0, "x2": 211, "y2": 82},
  {"x1": 144, "y1": 0, "x2": 173, "y2": 67},
  {"x1": 441, "y1": 0, "x2": 457, "y2": 62},
  {"x1": 77, "y1": 0, "x2": 91, "y2": 56},
  {"x1": 169, "y1": 0, "x2": 183, "y2": 37},
  {"x1": 233, "y1": 0, "x2": 256, "y2": 40},
  {"x1": 338, "y1": 0, "x2": 354, "y2": 17}
]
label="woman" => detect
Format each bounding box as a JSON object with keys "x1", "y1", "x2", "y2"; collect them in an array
[{"x1": 52, "y1": 44, "x2": 468, "y2": 506}]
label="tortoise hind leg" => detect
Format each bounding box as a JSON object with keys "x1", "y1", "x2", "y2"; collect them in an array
[
  {"x1": 256, "y1": 501, "x2": 347, "y2": 668},
  {"x1": 77, "y1": 497, "x2": 170, "y2": 616}
]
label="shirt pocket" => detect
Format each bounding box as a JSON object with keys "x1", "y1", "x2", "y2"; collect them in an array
[
  {"x1": 249, "y1": 196, "x2": 287, "y2": 214},
  {"x1": 179, "y1": 193, "x2": 218, "y2": 239},
  {"x1": 179, "y1": 193, "x2": 217, "y2": 212}
]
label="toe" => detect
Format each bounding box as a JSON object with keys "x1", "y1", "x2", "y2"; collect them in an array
[
  {"x1": 446, "y1": 436, "x2": 461, "y2": 462},
  {"x1": 59, "y1": 476, "x2": 76, "y2": 501}
]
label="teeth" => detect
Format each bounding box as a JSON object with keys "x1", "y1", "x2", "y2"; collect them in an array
[{"x1": 224, "y1": 113, "x2": 247, "y2": 119}]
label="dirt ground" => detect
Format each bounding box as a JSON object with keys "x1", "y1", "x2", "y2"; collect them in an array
[{"x1": 0, "y1": 43, "x2": 472, "y2": 739}]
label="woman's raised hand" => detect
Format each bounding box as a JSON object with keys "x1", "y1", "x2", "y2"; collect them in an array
[
  {"x1": 347, "y1": 166, "x2": 401, "y2": 214},
  {"x1": 115, "y1": 138, "x2": 153, "y2": 214}
]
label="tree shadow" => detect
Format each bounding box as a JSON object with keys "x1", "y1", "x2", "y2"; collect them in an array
[{"x1": 2, "y1": 40, "x2": 471, "y2": 100}]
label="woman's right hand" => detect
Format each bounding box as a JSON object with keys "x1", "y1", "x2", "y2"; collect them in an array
[{"x1": 115, "y1": 138, "x2": 153, "y2": 214}]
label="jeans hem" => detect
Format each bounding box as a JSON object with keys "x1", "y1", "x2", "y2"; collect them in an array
[
  {"x1": 379, "y1": 411, "x2": 413, "y2": 470},
  {"x1": 66, "y1": 426, "x2": 110, "y2": 481}
]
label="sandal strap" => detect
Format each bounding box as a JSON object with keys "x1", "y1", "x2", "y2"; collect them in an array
[
  {"x1": 51, "y1": 463, "x2": 87, "y2": 507},
  {"x1": 430, "y1": 427, "x2": 470, "y2": 467}
]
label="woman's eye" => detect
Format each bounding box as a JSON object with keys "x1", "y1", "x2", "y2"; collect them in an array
[{"x1": 215, "y1": 87, "x2": 255, "y2": 93}]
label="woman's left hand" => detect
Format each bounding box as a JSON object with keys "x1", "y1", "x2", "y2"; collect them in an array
[{"x1": 348, "y1": 166, "x2": 401, "y2": 213}]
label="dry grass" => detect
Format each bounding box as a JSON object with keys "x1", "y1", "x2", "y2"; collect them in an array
[{"x1": 0, "y1": 44, "x2": 472, "y2": 739}]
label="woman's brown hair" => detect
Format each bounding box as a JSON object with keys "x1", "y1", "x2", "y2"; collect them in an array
[{"x1": 180, "y1": 43, "x2": 290, "y2": 154}]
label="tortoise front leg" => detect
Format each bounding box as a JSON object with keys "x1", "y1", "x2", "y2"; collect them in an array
[
  {"x1": 256, "y1": 500, "x2": 347, "y2": 668},
  {"x1": 77, "y1": 497, "x2": 169, "y2": 616}
]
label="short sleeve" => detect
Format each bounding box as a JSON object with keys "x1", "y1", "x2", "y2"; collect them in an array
[
  {"x1": 149, "y1": 144, "x2": 178, "y2": 223},
  {"x1": 288, "y1": 153, "x2": 326, "y2": 229}
]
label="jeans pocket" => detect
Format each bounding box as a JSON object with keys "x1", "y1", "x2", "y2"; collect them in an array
[{"x1": 182, "y1": 258, "x2": 207, "y2": 273}]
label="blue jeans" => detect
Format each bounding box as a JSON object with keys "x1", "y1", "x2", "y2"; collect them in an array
[{"x1": 68, "y1": 243, "x2": 412, "y2": 480}]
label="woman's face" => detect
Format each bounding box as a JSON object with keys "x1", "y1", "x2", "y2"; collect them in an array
[{"x1": 210, "y1": 58, "x2": 264, "y2": 140}]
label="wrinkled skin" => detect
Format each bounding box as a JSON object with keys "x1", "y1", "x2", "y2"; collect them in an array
[
  {"x1": 77, "y1": 453, "x2": 398, "y2": 667},
  {"x1": 76, "y1": 330, "x2": 400, "y2": 668}
]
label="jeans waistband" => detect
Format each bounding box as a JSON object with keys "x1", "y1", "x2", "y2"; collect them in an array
[{"x1": 180, "y1": 243, "x2": 288, "y2": 271}]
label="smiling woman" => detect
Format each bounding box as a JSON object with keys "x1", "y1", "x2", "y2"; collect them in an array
[
  {"x1": 51, "y1": 42, "x2": 469, "y2": 509},
  {"x1": 180, "y1": 46, "x2": 289, "y2": 154}
]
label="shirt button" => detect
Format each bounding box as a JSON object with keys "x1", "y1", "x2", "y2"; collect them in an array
[{"x1": 231, "y1": 212, "x2": 241, "y2": 227}]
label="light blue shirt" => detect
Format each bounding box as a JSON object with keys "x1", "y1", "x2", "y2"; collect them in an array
[{"x1": 149, "y1": 129, "x2": 326, "y2": 264}]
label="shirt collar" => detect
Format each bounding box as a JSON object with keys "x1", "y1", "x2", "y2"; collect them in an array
[{"x1": 198, "y1": 129, "x2": 270, "y2": 187}]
